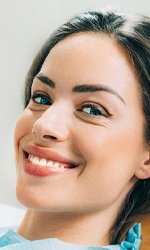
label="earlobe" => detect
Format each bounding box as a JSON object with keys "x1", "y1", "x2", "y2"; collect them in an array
[{"x1": 135, "y1": 151, "x2": 150, "y2": 179}]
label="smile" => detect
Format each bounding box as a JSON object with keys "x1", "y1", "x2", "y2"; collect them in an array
[
  {"x1": 23, "y1": 144, "x2": 79, "y2": 177},
  {"x1": 28, "y1": 153, "x2": 76, "y2": 169}
]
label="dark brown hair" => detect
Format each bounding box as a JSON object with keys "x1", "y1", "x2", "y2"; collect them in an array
[{"x1": 24, "y1": 9, "x2": 150, "y2": 244}]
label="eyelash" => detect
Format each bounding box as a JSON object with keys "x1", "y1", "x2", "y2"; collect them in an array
[
  {"x1": 31, "y1": 92, "x2": 110, "y2": 118},
  {"x1": 77, "y1": 103, "x2": 110, "y2": 117},
  {"x1": 31, "y1": 92, "x2": 52, "y2": 105}
]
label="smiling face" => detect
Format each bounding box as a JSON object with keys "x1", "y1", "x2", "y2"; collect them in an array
[{"x1": 14, "y1": 33, "x2": 148, "y2": 216}]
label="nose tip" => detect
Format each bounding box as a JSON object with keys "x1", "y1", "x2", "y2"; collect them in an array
[
  {"x1": 32, "y1": 121, "x2": 68, "y2": 142},
  {"x1": 32, "y1": 108, "x2": 69, "y2": 142}
]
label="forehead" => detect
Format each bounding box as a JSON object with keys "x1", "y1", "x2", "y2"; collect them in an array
[
  {"x1": 49, "y1": 32, "x2": 130, "y2": 64},
  {"x1": 40, "y1": 33, "x2": 140, "y2": 100},
  {"x1": 43, "y1": 32, "x2": 137, "y2": 80}
]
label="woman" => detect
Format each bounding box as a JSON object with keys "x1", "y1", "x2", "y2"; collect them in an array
[{"x1": 0, "y1": 9, "x2": 150, "y2": 249}]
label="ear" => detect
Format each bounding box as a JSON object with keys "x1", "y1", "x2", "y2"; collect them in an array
[{"x1": 135, "y1": 149, "x2": 150, "y2": 179}]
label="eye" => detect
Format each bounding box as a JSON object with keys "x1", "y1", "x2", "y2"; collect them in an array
[
  {"x1": 31, "y1": 92, "x2": 52, "y2": 105},
  {"x1": 78, "y1": 103, "x2": 109, "y2": 117}
]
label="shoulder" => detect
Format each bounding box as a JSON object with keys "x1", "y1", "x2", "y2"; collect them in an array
[{"x1": 137, "y1": 214, "x2": 150, "y2": 250}]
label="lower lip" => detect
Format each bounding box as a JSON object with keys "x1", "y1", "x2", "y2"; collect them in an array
[{"x1": 24, "y1": 159, "x2": 69, "y2": 177}]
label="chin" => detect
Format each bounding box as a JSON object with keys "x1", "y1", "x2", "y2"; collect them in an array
[{"x1": 16, "y1": 181, "x2": 68, "y2": 212}]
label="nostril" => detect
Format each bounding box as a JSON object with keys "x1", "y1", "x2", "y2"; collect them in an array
[{"x1": 43, "y1": 135, "x2": 57, "y2": 140}]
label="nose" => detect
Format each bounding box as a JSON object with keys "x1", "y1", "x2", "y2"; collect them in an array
[{"x1": 32, "y1": 104, "x2": 69, "y2": 142}]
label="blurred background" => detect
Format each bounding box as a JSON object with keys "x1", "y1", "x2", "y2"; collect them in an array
[{"x1": 0, "y1": 0, "x2": 150, "y2": 207}]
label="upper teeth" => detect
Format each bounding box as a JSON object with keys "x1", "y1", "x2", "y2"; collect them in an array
[{"x1": 28, "y1": 154, "x2": 64, "y2": 168}]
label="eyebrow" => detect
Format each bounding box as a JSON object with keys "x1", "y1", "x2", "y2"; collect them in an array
[
  {"x1": 36, "y1": 73, "x2": 55, "y2": 88},
  {"x1": 35, "y1": 73, "x2": 125, "y2": 105},
  {"x1": 73, "y1": 84, "x2": 126, "y2": 105}
]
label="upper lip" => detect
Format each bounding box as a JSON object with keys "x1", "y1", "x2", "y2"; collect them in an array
[{"x1": 23, "y1": 143, "x2": 78, "y2": 166}]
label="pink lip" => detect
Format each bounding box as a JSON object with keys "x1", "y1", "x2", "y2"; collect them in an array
[
  {"x1": 24, "y1": 159, "x2": 69, "y2": 176},
  {"x1": 24, "y1": 144, "x2": 77, "y2": 165},
  {"x1": 23, "y1": 144, "x2": 78, "y2": 177}
]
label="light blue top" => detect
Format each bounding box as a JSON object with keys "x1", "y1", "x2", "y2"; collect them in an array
[{"x1": 0, "y1": 223, "x2": 141, "y2": 250}]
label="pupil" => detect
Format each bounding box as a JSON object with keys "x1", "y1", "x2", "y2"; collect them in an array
[
  {"x1": 90, "y1": 107, "x2": 101, "y2": 116},
  {"x1": 41, "y1": 98, "x2": 47, "y2": 104}
]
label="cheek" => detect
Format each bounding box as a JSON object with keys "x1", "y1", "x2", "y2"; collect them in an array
[
  {"x1": 76, "y1": 121, "x2": 144, "y2": 171},
  {"x1": 14, "y1": 109, "x2": 34, "y2": 149}
]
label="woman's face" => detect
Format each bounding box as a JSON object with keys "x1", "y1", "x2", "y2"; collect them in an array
[{"x1": 14, "y1": 33, "x2": 148, "y2": 214}]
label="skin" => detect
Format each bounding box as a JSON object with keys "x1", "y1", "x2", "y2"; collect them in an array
[{"x1": 14, "y1": 33, "x2": 150, "y2": 246}]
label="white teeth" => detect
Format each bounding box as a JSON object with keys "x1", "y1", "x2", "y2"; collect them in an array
[
  {"x1": 28, "y1": 154, "x2": 65, "y2": 168},
  {"x1": 32, "y1": 156, "x2": 40, "y2": 165},
  {"x1": 38, "y1": 158, "x2": 47, "y2": 166},
  {"x1": 53, "y1": 163, "x2": 60, "y2": 168},
  {"x1": 46, "y1": 161, "x2": 53, "y2": 167}
]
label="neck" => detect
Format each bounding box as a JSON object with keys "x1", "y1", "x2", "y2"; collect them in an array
[{"x1": 17, "y1": 208, "x2": 119, "y2": 247}]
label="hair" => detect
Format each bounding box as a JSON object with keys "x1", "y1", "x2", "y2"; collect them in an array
[{"x1": 24, "y1": 9, "x2": 150, "y2": 244}]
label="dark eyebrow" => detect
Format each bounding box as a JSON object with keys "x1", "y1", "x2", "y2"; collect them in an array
[
  {"x1": 72, "y1": 84, "x2": 126, "y2": 105},
  {"x1": 35, "y1": 73, "x2": 55, "y2": 88},
  {"x1": 35, "y1": 74, "x2": 125, "y2": 105}
]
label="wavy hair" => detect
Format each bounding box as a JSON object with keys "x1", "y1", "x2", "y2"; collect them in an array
[{"x1": 24, "y1": 9, "x2": 150, "y2": 244}]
